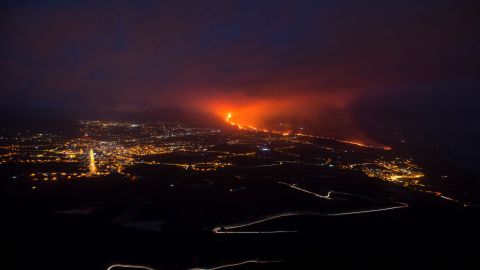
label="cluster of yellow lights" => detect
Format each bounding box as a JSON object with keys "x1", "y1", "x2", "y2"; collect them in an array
[
  {"x1": 1, "y1": 119, "x2": 466, "y2": 206},
  {"x1": 356, "y1": 159, "x2": 425, "y2": 187},
  {"x1": 30, "y1": 172, "x2": 95, "y2": 181},
  {"x1": 89, "y1": 149, "x2": 97, "y2": 174}
]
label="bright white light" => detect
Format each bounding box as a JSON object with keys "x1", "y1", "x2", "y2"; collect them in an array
[
  {"x1": 188, "y1": 260, "x2": 283, "y2": 270},
  {"x1": 107, "y1": 264, "x2": 154, "y2": 270}
]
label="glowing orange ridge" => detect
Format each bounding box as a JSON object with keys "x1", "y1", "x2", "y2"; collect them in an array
[{"x1": 224, "y1": 113, "x2": 390, "y2": 150}]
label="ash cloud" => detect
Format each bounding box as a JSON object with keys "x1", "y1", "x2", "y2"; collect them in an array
[{"x1": 1, "y1": 0, "x2": 479, "y2": 142}]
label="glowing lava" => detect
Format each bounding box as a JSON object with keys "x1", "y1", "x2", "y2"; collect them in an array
[
  {"x1": 338, "y1": 140, "x2": 392, "y2": 151},
  {"x1": 223, "y1": 113, "x2": 391, "y2": 150},
  {"x1": 225, "y1": 112, "x2": 277, "y2": 133},
  {"x1": 225, "y1": 112, "x2": 242, "y2": 129}
]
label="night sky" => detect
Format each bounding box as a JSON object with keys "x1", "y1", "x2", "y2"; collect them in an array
[{"x1": 1, "y1": 0, "x2": 479, "y2": 167}]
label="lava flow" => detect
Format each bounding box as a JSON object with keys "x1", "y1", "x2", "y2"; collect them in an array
[
  {"x1": 225, "y1": 112, "x2": 287, "y2": 135},
  {"x1": 224, "y1": 112, "x2": 391, "y2": 150}
]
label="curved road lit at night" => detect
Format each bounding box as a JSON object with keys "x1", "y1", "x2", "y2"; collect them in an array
[{"x1": 212, "y1": 182, "x2": 409, "y2": 234}]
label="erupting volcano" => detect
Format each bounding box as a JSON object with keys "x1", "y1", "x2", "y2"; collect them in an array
[
  {"x1": 224, "y1": 111, "x2": 290, "y2": 135},
  {"x1": 222, "y1": 111, "x2": 391, "y2": 150}
]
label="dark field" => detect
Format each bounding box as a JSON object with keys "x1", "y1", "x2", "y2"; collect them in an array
[{"x1": 3, "y1": 163, "x2": 479, "y2": 270}]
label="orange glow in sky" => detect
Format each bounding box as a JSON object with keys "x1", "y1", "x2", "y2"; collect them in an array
[
  {"x1": 200, "y1": 92, "x2": 348, "y2": 131},
  {"x1": 177, "y1": 90, "x2": 389, "y2": 149}
]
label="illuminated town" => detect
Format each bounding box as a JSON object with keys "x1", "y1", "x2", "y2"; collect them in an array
[
  {"x1": 0, "y1": 117, "x2": 466, "y2": 206},
  {"x1": 3, "y1": 0, "x2": 479, "y2": 269}
]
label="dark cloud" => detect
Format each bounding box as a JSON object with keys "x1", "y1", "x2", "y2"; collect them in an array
[{"x1": 1, "y1": 0, "x2": 479, "y2": 140}]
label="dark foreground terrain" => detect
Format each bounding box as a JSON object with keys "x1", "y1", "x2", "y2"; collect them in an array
[
  {"x1": 3, "y1": 165, "x2": 480, "y2": 270},
  {"x1": 1, "y1": 121, "x2": 479, "y2": 269}
]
